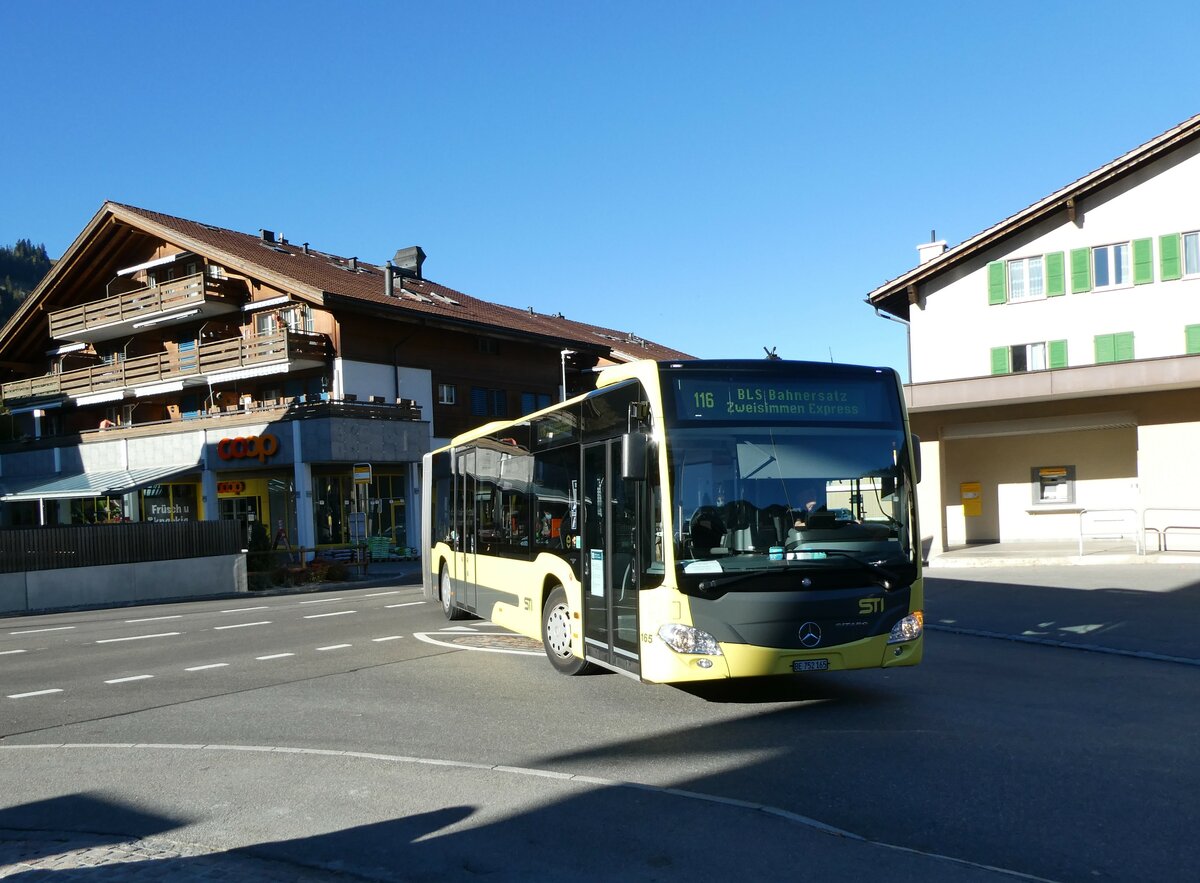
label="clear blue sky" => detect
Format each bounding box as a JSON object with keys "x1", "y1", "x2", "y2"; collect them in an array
[{"x1": 4, "y1": 1, "x2": 1198, "y2": 378}]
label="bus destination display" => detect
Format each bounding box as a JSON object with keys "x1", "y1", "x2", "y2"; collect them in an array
[{"x1": 673, "y1": 375, "x2": 894, "y2": 423}]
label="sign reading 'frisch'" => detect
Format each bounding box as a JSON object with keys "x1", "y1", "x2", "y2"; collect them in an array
[{"x1": 671, "y1": 375, "x2": 897, "y2": 424}]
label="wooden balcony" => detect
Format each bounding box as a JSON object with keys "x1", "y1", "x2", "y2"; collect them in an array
[
  {"x1": 47, "y1": 273, "x2": 240, "y2": 343},
  {"x1": 1, "y1": 331, "x2": 329, "y2": 404}
]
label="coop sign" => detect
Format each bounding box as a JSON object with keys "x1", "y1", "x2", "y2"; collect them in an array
[{"x1": 217, "y1": 433, "x2": 279, "y2": 462}]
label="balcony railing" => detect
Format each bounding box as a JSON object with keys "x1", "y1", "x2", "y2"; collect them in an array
[
  {"x1": 1, "y1": 331, "x2": 329, "y2": 404},
  {"x1": 47, "y1": 273, "x2": 238, "y2": 342}
]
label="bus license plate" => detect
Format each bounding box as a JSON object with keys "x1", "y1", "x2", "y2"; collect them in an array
[{"x1": 793, "y1": 659, "x2": 829, "y2": 672}]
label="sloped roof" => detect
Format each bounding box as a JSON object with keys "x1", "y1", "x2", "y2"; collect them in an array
[
  {"x1": 108, "y1": 203, "x2": 692, "y2": 361},
  {"x1": 867, "y1": 112, "x2": 1200, "y2": 320}
]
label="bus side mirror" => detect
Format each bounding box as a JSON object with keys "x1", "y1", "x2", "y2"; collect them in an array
[
  {"x1": 622, "y1": 432, "x2": 649, "y2": 481},
  {"x1": 911, "y1": 434, "x2": 922, "y2": 484}
]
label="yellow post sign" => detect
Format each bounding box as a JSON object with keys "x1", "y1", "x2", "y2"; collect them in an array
[
  {"x1": 353, "y1": 463, "x2": 372, "y2": 484},
  {"x1": 960, "y1": 482, "x2": 982, "y2": 517}
]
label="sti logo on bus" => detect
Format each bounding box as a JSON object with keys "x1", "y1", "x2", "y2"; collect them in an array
[
  {"x1": 217, "y1": 434, "x2": 279, "y2": 462},
  {"x1": 859, "y1": 597, "x2": 885, "y2": 615}
]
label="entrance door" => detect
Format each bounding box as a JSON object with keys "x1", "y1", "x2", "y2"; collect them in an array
[
  {"x1": 219, "y1": 496, "x2": 261, "y2": 546},
  {"x1": 582, "y1": 440, "x2": 641, "y2": 675},
  {"x1": 453, "y1": 448, "x2": 478, "y2": 612}
]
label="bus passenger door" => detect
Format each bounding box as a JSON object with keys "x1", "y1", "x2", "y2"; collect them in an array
[
  {"x1": 454, "y1": 448, "x2": 478, "y2": 612},
  {"x1": 582, "y1": 440, "x2": 641, "y2": 676}
]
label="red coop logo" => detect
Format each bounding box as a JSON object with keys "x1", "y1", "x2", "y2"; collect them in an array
[{"x1": 217, "y1": 433, "x2": 279, "y2": 463}]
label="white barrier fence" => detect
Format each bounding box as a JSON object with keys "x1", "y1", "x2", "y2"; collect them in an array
[{"x1": 1078, "y1": 508, "x2": 1200, "y2": 556}]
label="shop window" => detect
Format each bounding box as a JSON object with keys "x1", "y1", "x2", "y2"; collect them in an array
[{"x1": 1032, "y1": 465, "x2": 1075, "y2": 505}]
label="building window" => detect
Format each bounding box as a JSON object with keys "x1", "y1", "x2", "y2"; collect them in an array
[
  {"x1": 438, "y1": 383, "x2": 457, "y2": 405},
  {"x1": 1094, "y1": 332, "x2": 1134, "y2": 363},
  {"x1": 990, "y1": 340, "x2": 1067, "y2": 375},
  {"x1": 471, "y1": 387, "x2": 508, "y2": 417},
  {"x1": 1187, "y1": 325, "x2": 1200, "y2": 355},
  {"x1": 1092, "y1": 243, "x2": 1131, "y2": 289},
  {"x1": 1185, "y1": 232, "x2": 1200, "y2": 277},
  {"x1": 1032, "y1": 466, "x2": 1075, "y2": 505},
  {"x1": 477, "y1": 337, "x2": 499, "y2": 355},
  {"x1": 521, "y1": 392, "x2": 552, "y2": 414},
  {"x1": 1007, "y1": 257, "x2": 1045, "y2": 302}
]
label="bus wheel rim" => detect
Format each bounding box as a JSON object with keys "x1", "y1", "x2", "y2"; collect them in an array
[{"x1": 546, "y1": 604, "x2": 571, "y2": 657}]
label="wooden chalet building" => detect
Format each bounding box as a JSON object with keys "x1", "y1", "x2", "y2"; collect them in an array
[{"x1": 0, "y1": 202, "x2": 690, "y2": 555}]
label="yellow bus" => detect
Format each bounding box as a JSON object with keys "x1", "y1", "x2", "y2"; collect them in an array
[{"x1": 421, "y1": 359, "x2": 923, "y2": 683}]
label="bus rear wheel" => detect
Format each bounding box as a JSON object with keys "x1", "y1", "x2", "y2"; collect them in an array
[
  {"x1": 440, "y1": 565, "x2": 468, "y2": 621},
  {"x1": 542, "y1": 585, "x2": 593, "y2": 675}
]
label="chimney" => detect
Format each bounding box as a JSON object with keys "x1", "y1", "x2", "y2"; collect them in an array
[
  {"x1": 385, "y1": 262, "x2": 396, "y2": 298},
  {"x1": 259, "y1": 229, "x2": 276, "y2": 244},
  {"x1": 393, "y1": 246, "x2": 426, "y2": 280},
  {"x1": 302, "y1": 242, "x2": 309, "y2": 254},
  {"x1": 348, "y1": 257, "x2": 358, "y2": 271},
  {"x1": 917, "y1": 230, "x2": 947, "y2": 265}
]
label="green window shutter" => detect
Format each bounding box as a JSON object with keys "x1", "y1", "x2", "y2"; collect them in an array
[
  {"x1": 1070, "y1": 248, "x2": 1092, "y2": 293},
  {"x1": 1114, "y1": 331, "x2": 1135, "y2": 361},
  {"x1": 1045, "y1": 252, "x2": 1065, "y2": 297},
  {"x1": 1186, "y1": 324, "x2": 1200, "y2": 355},
  {"x1": 990, "y1": 346, "x2": 1010, "y2": 375},
  {"x1": 1133, "y1": 238, "x2": 1154, "y2": 284},
  {"x1": 1048, "y1": 339, "x2": 1068, "y2": 368},
  {"x1": 987, "y1": 261, "x2": 1007, "y2": 305},
  {"x1": 1161, "y1": 233, "x2": 1182, "y2": 281},
  {"x1": 1095, "y1": 334, "x2": 1115, "y2": 363}
]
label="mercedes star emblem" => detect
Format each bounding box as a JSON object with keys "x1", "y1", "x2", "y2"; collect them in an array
[{"x1": 798, "y1": 621, "x2": 822, "y2": 648}]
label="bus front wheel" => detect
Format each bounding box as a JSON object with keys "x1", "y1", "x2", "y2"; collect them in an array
[
  {"x1": 440, "y1": 565, "x2": 468, "y2": 621},
  {"x1": 542, "y1": 585, "x2": 593, "y2": 675}
]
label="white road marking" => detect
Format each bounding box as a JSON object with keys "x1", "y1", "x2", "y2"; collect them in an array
[
  {"x1": 95, "y1": 632, "x2": 181, "y2": 644},
  {"x1": 105, "y1": 675, "x2": 154, "y2": 684},
  {"x1": 9, "y1": 626, "x2": 75, "y2": 635},
  {"x1": 214, "y1": 621, "x2": 272, "y2": 630},
  {"x1": 317, "y1": 644, "x2": 352, "y2": 651},
  {"x1": 385, "y1": 602, "x2": 424, "y2": 609},
  {"x1": 304, "y1": 610, "x2": 356, "y2": 619},
  {"x1": 185, "y1": 663, "x2": 229, "y2": 672},
  {"x1": 222, "y1": 606, "x2": 269, "y2": 613},
  {"x1": 256, "y1": 653, "x2": 295, "y2": 660},
  {"x1": 0, "y1": 649, "x2": 28, "y2": 656},
  {"x1": 372, "y1": 636, "x2": 403, "y2": 642},
  {"x1": 125, "y1": 615, "x2": 182, "y2": 623},
  {"x1": 413, "y1": 631, "x2": 542, "y2": 656},
  {"x1": 300, "y1": 597, "x2": 344, "y2": 604},
  {"x1": 7, "y1": 689, "x2": 63, "y2": 699},
  {"x1": 365, "y1": 591, "x2": 400, "y2": 597}
]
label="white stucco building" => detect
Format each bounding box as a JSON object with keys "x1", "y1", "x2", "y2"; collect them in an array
[{"x1": 867, "y1": 113, "x2": 1200, "y2": 558}]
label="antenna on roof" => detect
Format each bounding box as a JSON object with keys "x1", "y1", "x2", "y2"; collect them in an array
[{"x1": 763, "y1": 346, "x2": 780, "y2": 361}]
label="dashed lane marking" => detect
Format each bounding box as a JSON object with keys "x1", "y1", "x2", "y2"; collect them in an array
[
  {"x1": 104, "y1": 675, "x2": 153, "y2": 684},
  {"x1": 317, "y1": 644, "x2": 352, "y2": 651},
  {"x1": 185, "y1": 663, "x2": 229, "y2": 671},
  {"x1": 371, "y1": 636, "x2": 403, "y2": 642},
  {"x1": 125, "y1": 615, "x2": 183, "y2": 623},
  {"x1": 303, "y1": 610, "x2": 356, "y2": 619},
  {"x1": 222, "y1": 606, "x2": 269, "y2": 613},
  {"x1": 95, "y1": 632, "x2": 181, "y2": 644},
  {"x1": 6, "y1": 689, "x2": 63, "y2": 699},
  {"x1": 0, "y1": 649, "x2": 27, "y2": 655},
  {"x1": 256, "y1": 653, "x2": 296, "y2": 661},
  {"x1": 9, "y1": 626, "x2": 75, "y2": 635},
  {"x1": 364, "y1": 591, "x2": 401, "y2": 597},
  {"x1": 385, "y1": 602, "x2": 423, "y2": 609},
  {"x1": 213, "y1": 621, "x2": 272, "y2": 630},
  {"x1": 299, "y1": 597, "x2": 344, "y2": 605}
]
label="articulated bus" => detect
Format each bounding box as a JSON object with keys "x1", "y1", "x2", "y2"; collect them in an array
[{"x1": 420, "y1": 359, "x2": 923, "y2": 684}]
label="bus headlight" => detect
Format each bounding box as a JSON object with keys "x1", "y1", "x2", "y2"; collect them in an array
[
  {"x1": 658, "y1": 623, "x2": 723, "y2": 656},
  {"x1": 888, "y1": 611, "x2": 924, "y2": 644}
]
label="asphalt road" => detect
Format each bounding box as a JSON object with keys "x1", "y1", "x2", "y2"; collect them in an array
[{"x1": 1, "y1": 568, "x2": 1197, "y2": 882}]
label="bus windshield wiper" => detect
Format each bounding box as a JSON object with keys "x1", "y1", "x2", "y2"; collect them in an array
[{"x1": 790, "y1": 549, "x2": 902, "y2": 591}]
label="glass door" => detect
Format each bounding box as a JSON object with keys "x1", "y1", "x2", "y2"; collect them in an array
[
  {"x1": 219, "y1": 496, "x2": 261, "y2": 546},
  {"x1": 582, "y1": 440, "x2": 641, "y2": 675}
]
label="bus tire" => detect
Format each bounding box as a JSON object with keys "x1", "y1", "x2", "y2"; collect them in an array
[
  {"x1": 440, "y1": 564, "x2": 469, "y2": 621},
  {"x1": 542, "y1": 585, "x2": 593, "y2": 675}
]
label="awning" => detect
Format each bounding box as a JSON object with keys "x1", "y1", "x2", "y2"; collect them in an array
[{"x1": 0, "y1": 464, "x2": 198, "y2": 502}]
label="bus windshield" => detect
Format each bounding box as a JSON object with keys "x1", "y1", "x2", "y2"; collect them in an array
[{"x1": 668, "y1": 424, "x2": 916, "y2": 587}]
